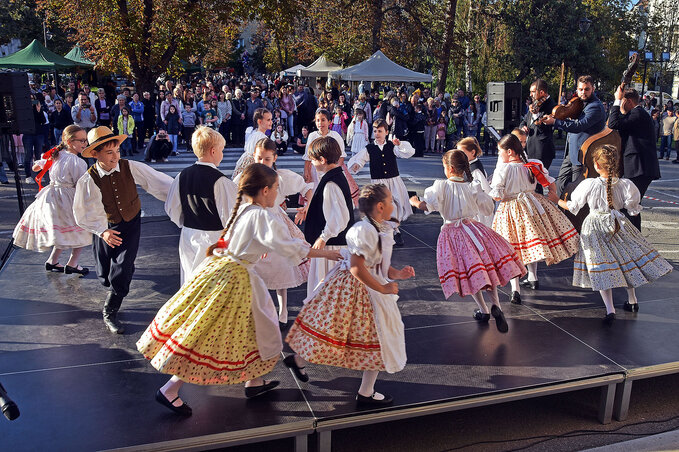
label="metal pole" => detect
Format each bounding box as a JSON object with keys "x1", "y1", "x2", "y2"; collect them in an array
[
  {"x1": 640, "y1": 60, "x2": 647, "y2": 99},
  {"x1": 43, "y1": 21, "x2": 47, "y2": 47}
]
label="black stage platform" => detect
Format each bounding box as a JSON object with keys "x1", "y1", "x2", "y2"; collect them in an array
[{"x1": 0, "y1": 215, "x2": 677, "y2": 451}]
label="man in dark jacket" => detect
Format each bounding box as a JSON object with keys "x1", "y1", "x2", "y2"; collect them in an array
[
  {"x1": 608, "y1": 86, "x2": 661, "y2": 230},
  {"x1": 521, "y1": 79, "x2": 557, "y2": 170}
]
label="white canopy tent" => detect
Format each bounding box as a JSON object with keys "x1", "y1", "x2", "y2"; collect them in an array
[
  {"x1": 296, "y1": 55, "x2": 342, "y2": 78},
  {"x1": 329, "y1": 50, "x2": 432, "y2": 83},
  {"x1": 280, "y1": 64, "x2": 305, "y2": 77}
]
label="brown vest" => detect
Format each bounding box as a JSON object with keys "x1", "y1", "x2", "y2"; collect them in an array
[{"x1": 88, "y1": 159, "x2": 141, "y2": 224}]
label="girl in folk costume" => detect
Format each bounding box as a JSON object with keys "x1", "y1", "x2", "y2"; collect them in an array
[
  {"x1": 234, "y1": 138, "x2": 314, "y2": 326},
  {"x1": 348, "y1": 118, "x2": 415, "y2": 247},
  {"x1": 457, "y1": 137, "x2": 493, "y2": 227},
  {"x1": 137, "y1": 164, "x2": 341, "y2": 416},
  {"x1": 490, "y1": 134, "x2": 579, "y2": 304},
  {"x1": 286, "y1": 184, "x2": 416, "y2": 406},
  {"x1": 232, "y1": 108, "x2": 272, "y2": 179},
  {"x1": 13, "y1": 125, "x2": 92, "y2": 275},
  {"x1": 331, "y1": 104, "x2": 349, "y2": 138},
  {"x1": 347, "y1": 108, "x2": 369, "y2": 156},
  {"x1": 409, "y1": 151, "x2": 525, "y2": 332},
  {"x1": 165, "y1": 127, "x2": 238, "y2": 285},
  {"x1": 303, "y1": 108, "x2": 360, "y2": 205},
  {"x1": 559, "y1": 145, "x2": 672, "y2": 324}
]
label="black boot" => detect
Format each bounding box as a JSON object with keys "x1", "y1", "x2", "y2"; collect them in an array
[{"x1": 103, "y1": 292, "x2": 125, "y2": 334}]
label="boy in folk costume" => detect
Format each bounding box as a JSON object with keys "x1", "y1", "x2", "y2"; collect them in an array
[
  {"x1": 165, "y1": 126, "x2": 238, "y2": 285},
  {"x1": 74, "y1": 126, "x2": 173, "y2": 334}
]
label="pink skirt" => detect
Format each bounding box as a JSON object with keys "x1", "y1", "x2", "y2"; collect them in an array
[{"x1": 437, "y1": 220, "x2": 526, "y2": 298}]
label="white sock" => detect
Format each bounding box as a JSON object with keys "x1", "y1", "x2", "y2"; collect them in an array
[
  {"x1": 626, "y1": 287, "x2": 638, "y2": 304},
  {"x1": 488, "y1": 286, "x2": 501, "y2": 308},
  {"x1": 599, "y1": 289, "x2": 615, "y2": 314},
  {"x1": 527, "y1": 262, "x2": 538, "y2": 282},
  {"x1": 160, "y1": 375, "x2": 185, "y2": 407},
  {"x1": 471, "y1": 291, "x2": 490, "y2": 314},
  {"x1": 510, "y1": 277, "x2": 520, "y2": 294},
  {"x1": 358, "y1": 370, "x2": 383, "y2": 399},
  {"x1": 276, "y1": 289, "x2": 288, "y2": 323}
]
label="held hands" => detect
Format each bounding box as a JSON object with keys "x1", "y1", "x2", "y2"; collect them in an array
[
  {"x1": 392, "y1": 266, "x2": 415, "y2": 280},
  {"x1": 323, "y1": 250, "x2": 343, "y2": 261},
  {"x1": 548, "y1": 189, "x2": 559, "y2": 204},
  {"x1": 312, "y1": 238, "x2": 326, "y2": 250},
  {"x1": 392, "y1": 138, "x2": 401, "y2": 146},
  {"x1": 294, "y1": 205, "x2": 308, "y2": 225},
  {"x1": 381, "y1": 282, "x2": 399, "y2": 295},
  {"x1": 102, "y1": 229, "x2": 122, "y2": 247},
  {"x1": 350, "y1": 164, "x2": 360, "y2": 173}
]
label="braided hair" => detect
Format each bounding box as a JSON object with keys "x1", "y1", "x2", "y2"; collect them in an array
[
  {"x1": 205, "y1": 163, "x2": 278, "y2": 256},
  {"x1": 442, "y1": 149, "x2": 473, "y2": 182},
  {"x1": 592, "y1": 144, "x2": 621, "y2": 236},
  {"x1": 357, "y1": 184, "x2": 390, "y2": 252},
  {"x1": 498, "y1": 134, "x2": 534, "y2": 184}
]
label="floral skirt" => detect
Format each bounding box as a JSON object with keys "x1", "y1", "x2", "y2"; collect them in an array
[
  {"x1": 493, "y1": 193, "x2": 579, "y2": 265},
  {"x1": 573, "y1": 212, "x2": 673, "y2": 290},
  {"x1": 137, "y1": 257, "x2": 277, "y2": 385},
  {"x1": 287, "y1": 269, "x2": 385, "y2": 371},
  {"x1": 438, "y1": 221, "x2": 526, "y2": 298}
]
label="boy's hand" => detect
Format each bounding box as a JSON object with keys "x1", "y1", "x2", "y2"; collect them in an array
[
  {"x1": 392, "y1": 138, "x2": 401, "y2": 146},
  {"x1": 101, "y1": 229, "x2": 122, "y2": 247},
  {"x1": 381, "y1": 282, "x2": 399, "y2": 295},
  {"x1": 294, "y1": 206, "x2": 308, "y2": 224},
  {"x1": 350, "y1": 164, "x2": 360, "y2": 173}
]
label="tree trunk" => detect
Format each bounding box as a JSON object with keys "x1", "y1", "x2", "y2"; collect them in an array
[
  {"x1": 275, "y1": 38, "x2": 284, "y2": 71},
  {"x1": 436, "y1": 0, "x2": 459, "y2": 95},
  {"x1": 371, "y1": 0, "x2": 384, "y2": 52}
]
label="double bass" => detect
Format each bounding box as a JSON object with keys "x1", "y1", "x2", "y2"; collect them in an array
[{"x1": 559, "y1": 53, "x2": 639, "y2": 232}]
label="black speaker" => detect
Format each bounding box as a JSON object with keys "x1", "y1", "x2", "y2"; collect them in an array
[
  {"x1": 0, "y1": 72, "x2": 36, "y2": 135},
  {"x1": 486, "y1": 82, "x2": 522, "y2": 132}
]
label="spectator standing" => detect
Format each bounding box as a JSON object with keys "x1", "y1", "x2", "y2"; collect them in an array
[
  {"x1": 181, "y1": 104, "x2": 197, "y2": 152},
  {"x1": 142, "y1": 91, "x2": 156, "y2": 146},
  {"x1": 118, "y1": 106, "x2": 136, "y2": 157},
  {"x1": 230, "y1": 89, "x2": 247, "y2": 145},
  {"x1": 129, "y1": 93, "x2": 145, "y2": 152},
  {"x1": 164, "y1": 105, "x2": 181, "y2": 154},
  {"x1": 110, "y1": 95, "x2": 127, "y2": 135},
  {"x1": 51, "y1": 99, "x2": 73, "y2": 143},
  {"x1": 22, "y1": 99, "x2": 49, "y2": 183},
  {"x1": 280, "y1": 85, "x2": 296, "y2": 139},
  {"x1": 463, "y1": 102, "x2": 479, "y2": 138},
  {"x1": 660, "y1": 107, "x2": 676, "y2": 160},
  {"x1": 245, "y1": 88, "x2": 264, "y2": 128},
  {"x1": 95, "y1": 89, "x2": 112, "y2": 127},
  {"x1": 424, "y1": 98, "x2": 437, "y2": 153},
  {"x1": 217, "y1": 91, "x2": 232, "y2": 143},
  {"x1": 160, "y1": 92, "x2": 181, "y2": 125},
  {"x1": 71, "y1": 93, "x2": 97, "y2": 131}
]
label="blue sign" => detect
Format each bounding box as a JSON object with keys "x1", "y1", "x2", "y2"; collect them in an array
[
  {"x1": 662, "y1": 52, "x2": 670, "y2": 62},
  {"x1": 645, "y1": 51, "x2": 654, "y2": 60}
]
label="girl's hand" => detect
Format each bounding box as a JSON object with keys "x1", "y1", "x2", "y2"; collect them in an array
[
  {"x1": 409, "y1": 195, "x2": 420, "y2": 206},
  {"x1": 381, "y1": 282, "x2": 399, "y2": 295},
  {"x1": 392, "y1": 138, "x2": 401, "y2": 146},
  {"x1": 548, "y1": 189, "x2": 559, "y2": 204},
  {"x1": 294, "y1": 206, "x2": 308, "y2": 224},
  {"x1": 312, "y1": 238, "x2": 326, "y2": 250},
  {"x1": 323, "y1": 250, "x2": 343, "y2": 261},
  {"x1": 102, "y1": 229, "x2": 122, "y2": 247},
  {"x1": 350, "y1": 164, "x2": 360, "y2": 173},
  {"x1": 395, "y1": 266, "x2": 415, "y2": 280},
  {"x1": 557, "y1": 199, "x2": 569, "y2": 210}
]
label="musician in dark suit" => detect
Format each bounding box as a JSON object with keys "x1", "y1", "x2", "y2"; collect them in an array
[
  {"x1": 607, "y1": 86, "x2": 661, "y2": 231},
  {"x1": 542, "y1": 75, "x2": 606, "y2": 198},
  {"x1": 521, "y1": 79, "x2": 557, "y2": 170}
]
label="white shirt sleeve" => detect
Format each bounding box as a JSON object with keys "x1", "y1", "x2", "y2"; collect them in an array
[
  {"x1": 566, "y1": 178, "x2": 591, "y2": 216},
  {"x1": 252, "y1": 209, "x2": 310, "y2": 265},
  {"x1": 472, "y1": 168, "x2": 492, "y2": 194},
  {"x1": 422, "y1": 180, "x2": 442, "y2": 214},
  {"x1": 622, "y1": 178, "x2": 642, "y2": 216},
  {"x1": 279, "y1": 169, "x2": 313, "y2": 197},
  {"x1": 73, "y1": 172, "x2": 108, "y2": 236},
  {"x1": 471, "y1": 180, "x2": 495, "y2": 216},
  {"x1": 164, "y1": 175, "x2": 183, "y2": 227},
  {"x1": 489, "y1": 164, "x2": 508, "y2": 199},
  {"x1": 347, "y1": 146, "x2": 370, "y2": 172},
  {"x1": 319, "y1": 181, "x2": 350, "y2": 243},
  {"x1": 215, "y1": 176, "x2": 238, "y2": 224},
  {"x1": 128, "y1": 160, "x2": 173, "y2": 202},
  {"x1": 393, "y1": 140, "x2": 415, "y2": 159},
  {"x1": 346, "y1": 222, "x2": 378, "y2": 260}
]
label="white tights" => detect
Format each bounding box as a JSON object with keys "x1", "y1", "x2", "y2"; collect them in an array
[
  {"x1": 471, "y1": 287, "x2": 501, "y2": 314},
  {"x1": 358, "y1": 370, "x2": 386, "y2": 400},
  {"x1": 276, "y1": 289, "x2": 288, "y2": 323},
  {"x1": 47, "y1": 246, "x2": 85, "y2": 268}
]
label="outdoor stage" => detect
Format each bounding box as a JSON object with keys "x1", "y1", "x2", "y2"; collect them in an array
[{"x1": 1, "y1": 214, "x2": 677, "y2": 451}]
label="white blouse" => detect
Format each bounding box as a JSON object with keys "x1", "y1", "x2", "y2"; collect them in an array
[
  {"x1": 347, "y1": 140, "x2": 415, "y2": 174},
  {"x1": 73, "y1": 160, "x2": 173, "y2": 236},
  {"x1": 275, "y1": 169, "x2": 313, "y2": 206},
  {"x1": 303, "y1": 130, "x2": 346, "y2": 161},
  {"x1": 318, "y1": 179, "x2": 351, "y2": 243},
  {"x1": 35, "y1": 151, "x2": 87, "y2": 188},
  {"x1": 469, "y1": 158, "x2": 492, "y2": 194},
  {"x1": 567, "y1": 177, "x2": 642, "y2": 216},
  {"x1": 244, "y1": 130, "x2": 268, "y2": 157},
  {"x1": 423, "y1": 179, "x2": 494, "y2": 222},
  {"x1": 489, "y1": 160, "x2": 554, "y2": 200},
  {"x1": 165, "y1": 162, "x2": 238, "y2": 228}
]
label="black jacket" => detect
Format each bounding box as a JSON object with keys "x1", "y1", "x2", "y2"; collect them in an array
[
  {"x1": 520, "y1": 97, "x2": 556, "y2": 164},
  {"x1": 608, "y1": 105, "x2": 661, "y2": 180}
]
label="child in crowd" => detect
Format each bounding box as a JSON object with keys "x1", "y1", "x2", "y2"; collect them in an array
[
  {"x1": 347, "y1": 108, "x2": 369, "y2": 157},
  {"x1": 286, "y1": 184, "x2": 415, "y2": 406},
  {"x1": 74, "y1": 126, "x2": 173, "y2": 334},
  {"x1": 457, "y1": 137, "x2": 493, "y2": 227},
  {"x1": 272, "y1": 123, "x2": 289, "y2": 155},
  {"x1": 435, "y1": 115, "x2": 447, "y2": 153},
  {"x1": 292, "y1": 125, "x2": 309, "y2": 155},
  {"x1": 201, "y1": 100, "x2": 219, "y2": 130},
  {"x1": 235, "y1": 138, "x2": 313, "y2": 325},
  {"x1": 299, "y1": 136, "x2": 355, "y2": 298},
  {"x1": 490, "y1": 134, "x2": 579, "y2": 304},
  {"x1": 137, "y1": 164, "x2": 341, "y2": 416},
  {"x1": 13, "y1": 125, "x2": 92, "y2": 275},
  {"x1": 348, "y1": 118, "x2": 415, "y2": 246},
  {"x1": 117, "y1": 106, "x2": 135, "y2": 157},
  {"x1": 331, "y1": 105, "x2": 348, "y2": 138},
  {"x1": 559, "y1": 145, "x2": 672, "y2": 324},
  {"x1": 181, "y1": 103, "x2": 197, "y2": 152},
  {"x1": 165, "y1": 104, "x2": 181, "y2": 154},
  {"x1": 233, "y1": 108, "x2": 271, "y2": 178},
  {"x1": 165, "y1": 126, "x2": 237, "y2": 285},
  {"x1": 410, "y1": 150, "x2": 525, "y2": 332}
]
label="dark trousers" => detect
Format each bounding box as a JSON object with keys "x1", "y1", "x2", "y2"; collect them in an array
[
  {"x1": 413, "y1": 131, "x2": 425, "y2": 157},
  {"x1": 556, "y1": 152, "x2": 584, "y2": 199},
  {"x1": 93, "y1": 213, "x2": 141, "y2": 299},
  {"x1": 134, "y1": 121, "x2": 146, "y2": 150},
  {"x1": 231, "y1": 123, "x2": 245, "y2": 146},
  {"x1": 624, "y1": 176, "x2": 652, "y2": 231},
  {"x1": 183, "y1": 126, "x2": 195, "y2": 151},
  {"x1": 22, "y1": 133, "x2": 45, "y2": 179},
  {"x1": 219, "y1": 120, "x2": 230, "y2": 144}
]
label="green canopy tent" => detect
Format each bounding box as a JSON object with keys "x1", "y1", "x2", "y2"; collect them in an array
[
  {"x1": 64, "y1": 46, "x2": 95, "y2": 68},
  {"x1": 0, "y1": 39, "x2": 85, "y2": 71}
]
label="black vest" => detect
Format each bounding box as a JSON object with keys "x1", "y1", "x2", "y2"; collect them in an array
[
  {"x1": 367, "y1": 142, "x2": 400, "y2": 179},
  {"x1": 304, "y1": 166, "x2": 355, "y2": 246},
  {"x1": 178, "y1": 164, "x2": 227, "y2": 231},
  {"x1": 469, "y1": 158, "x2": 486, "y2": 177}
]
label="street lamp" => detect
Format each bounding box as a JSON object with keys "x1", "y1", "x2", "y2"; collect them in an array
[
  {"x1": 42, "y1": 21, "x2": 53, "y2": 48},
  {"x1": 579, "y1": 17, "x2": 592, "y2": 34}
]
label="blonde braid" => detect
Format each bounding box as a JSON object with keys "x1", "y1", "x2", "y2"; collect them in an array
[
  {"x1": 205, "y1": 190, "x2": 243, "y2": 257},
  {"x1": 593, "y1": 145, "x2": 621, "y2": 237}
]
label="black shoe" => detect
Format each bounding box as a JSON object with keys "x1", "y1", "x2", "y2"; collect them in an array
[
  {"x1": 473, "y1": 309, "x2": 490, "y2": 323},
  {"x1": 673, "y1": 160, "x2": 679, "y2": 164},
  {"x1": 244, "y1": 380, "x2": 279, "y2": 398},
  {"x1": 0, "y1": 180, "x2": 9, "y2": 185},
  {"x1": 603, "y1": 312, "x2": 616, "y2": 325},
  {"x1": 356, "y1": 392, "x2": 393, "y2": 406},
  {"x1": 155, "y1": 389, "x2": 192, "y2": 416},
  {"x1": 45, "y1": 262, "x2": 65, "y2": 273},
  {"x1": 65, "y1": 265, "x2": 89, "y2": 276},
  {"x1": 283, "y1": 354, "x2": 309, "y2": 382},
  {"x1": 279, "y1": 321, "x2": 288, "y2": 331},
  {"x1": 623, "y1": 302, "x2": 639, "y2": 313},
  {"x1": 491, "y1": 305, "x2": 509, "y2": 333},
  {"x1": 510, "y1": 291, "x2": 521, "y2": 305},
  {"x1": 520, "y1": 279, "x2": 539, "y2": 290},
  {"x1": 394, "y1": 232, "x2": 404, "y2": 247},
  {"x1": 103, "y1": 312, "x2": 125, "y2": 334}
]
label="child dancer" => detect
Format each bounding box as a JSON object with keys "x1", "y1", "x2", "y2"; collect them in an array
[
  {"x1": 299, "y1": 136, "x2": 355, "y2": 297},
  {"x1": 303, "y1": 108, "x2": 360, "y2": 205},
  {"x1": 235, "y1": 138, "x2": 314, "y2": 326},
  {"x1": 13, "y1": 125, "x2": 92, "y2": 274},
  {"x1": 331, "y1": 105, "x2": 348, "y2": 138},
  {"x1": 286, "y1": 184, "x2": 415, "y2": 405},
  {"x1": 233, "y1": 108, "x2": 271, "y2": 179},
  {"x1": 409, "y1": 150, "x2": 525, "y2": 332},
  {"x1": 347, "y1": 108, "x2": 369, "y2": 156},
  {"x1": 137, "y1": 164, "x2": 341, "y2": 416},
  {"x1": 490, "y1": 134, "x2": 579, "y2": 304},
  {"x1": 559, "y1": 145, "x2": 672, "y2": 324},
  {"x1": 165, "y1": 126, "x2": 238, "y2": 285},
  {"x1": 74, "y1": 126, "x2": 173, "y2": 334},
  {"x1": 348, "y1": 118, "x2": 415, "y2": 246},
  {"x1": 457, "y1": 137, "x2": 493, "y2": 227}
]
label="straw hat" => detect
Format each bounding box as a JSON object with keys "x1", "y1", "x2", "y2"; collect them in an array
[{"x1": 82, "y1": 126, "x2": 127, "y2": 158}]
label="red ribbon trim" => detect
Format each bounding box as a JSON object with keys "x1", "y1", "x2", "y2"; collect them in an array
[
  {"x1": 523, "y1": 161, "x2": 551, "y2": 187},
  {"x1": 35, "y1": 147, "x2": 58, "y2": 191}
]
